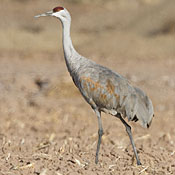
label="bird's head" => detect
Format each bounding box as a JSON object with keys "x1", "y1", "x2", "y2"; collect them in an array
[{"x1": 35, "y1": 6, "x2": 71, "y2": 22}]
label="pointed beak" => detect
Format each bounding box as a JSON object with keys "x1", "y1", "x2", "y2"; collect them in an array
[{"x1": 34, "y1": 11, "x2": 53, "y2": 18}]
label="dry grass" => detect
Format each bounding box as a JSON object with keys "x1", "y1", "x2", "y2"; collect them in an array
[{"x1": 1, "y1": 0, "x2": 175, "y2": 57}]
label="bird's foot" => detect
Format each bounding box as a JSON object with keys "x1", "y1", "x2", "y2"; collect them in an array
[{"x1": 137, "y1": 160, "x2": 142, "y2": 166}]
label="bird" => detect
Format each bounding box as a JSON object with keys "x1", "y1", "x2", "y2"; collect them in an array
[{"x1": 35, "y1": 6, "x2": 154, "y2": 165}]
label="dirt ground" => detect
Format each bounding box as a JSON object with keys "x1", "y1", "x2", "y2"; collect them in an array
[{"x1": 0, "y1": 0, "x2": 175, "y2": 174}]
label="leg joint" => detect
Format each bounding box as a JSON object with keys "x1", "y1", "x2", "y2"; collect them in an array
[
  {"x1": 125, "y1": 125, "x2": 131, "y2": 134},
  {"x1": 98, "y1": 129, "x2": 104, "y2": 136},
  {"x1": 126, "y1": 124, "x2": 131, "y2": 131}
]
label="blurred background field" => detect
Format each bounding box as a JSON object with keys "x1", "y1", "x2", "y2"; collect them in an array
[{"x1": 0, "y1": 0, "x2": 175, "y2": 174}]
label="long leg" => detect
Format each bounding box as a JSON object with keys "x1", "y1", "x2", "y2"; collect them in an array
[
  {"x1": 94, "y1": 109, "x2": 104, "y2": 164},
  {"x1": 116, "y1": 113, "x2": 141, "y2": 165}
]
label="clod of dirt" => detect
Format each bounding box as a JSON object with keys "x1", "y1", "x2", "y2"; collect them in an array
[
  {"x1": 149, "y1": 19, "x2": 175, "y2": 36},
  {"x1": 35, "y1": 78, "x2": 49, "y2": 91}
]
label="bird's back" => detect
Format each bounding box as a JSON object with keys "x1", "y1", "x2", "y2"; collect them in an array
[{"x1": 70, "y1": 57, "x2": 154, "y2": 128}]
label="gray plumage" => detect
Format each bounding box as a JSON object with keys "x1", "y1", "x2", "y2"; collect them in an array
[{"x1": 35, "y1": 6, "x2": 154, "y2": 165}]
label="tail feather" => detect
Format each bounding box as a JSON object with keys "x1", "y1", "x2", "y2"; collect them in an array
[{"x1": 123, "y1": 87, "x2": 154, "y2": 128}]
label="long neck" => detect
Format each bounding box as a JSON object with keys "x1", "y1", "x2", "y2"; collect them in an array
[
  {"x1": 61, "y1": 19, "x2": 80, "y2": 74},
  {"x1": 62, "y1": 20, "x2": 76, "y2": 58}
]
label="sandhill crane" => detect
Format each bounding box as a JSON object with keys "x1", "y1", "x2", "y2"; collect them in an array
[{"x1": 35, "y1": 6, "x2": 154, "y2": 165}]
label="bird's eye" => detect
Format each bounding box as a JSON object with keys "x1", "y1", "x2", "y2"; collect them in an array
[{"x1": 53, "y1": 6, "x2": 64, "y2": 13}]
